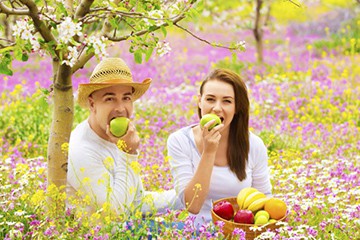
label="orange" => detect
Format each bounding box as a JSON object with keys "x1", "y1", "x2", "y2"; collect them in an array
[{"x1": 264, "y1": 198, "x2": 287, "y2": 220}]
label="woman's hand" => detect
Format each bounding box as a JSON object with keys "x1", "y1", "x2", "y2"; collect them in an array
[{"x1": 201, "y1": 119, "x2": 224, "y2": 154}]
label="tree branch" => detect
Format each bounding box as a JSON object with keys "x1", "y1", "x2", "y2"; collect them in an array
[
  {"x1": 74, "y1": 0, "x2": 94, "y2": 19},
  {"x1": 174, "y1": 23, "x2": 238, "y2": 51},
  {"x1": 18, "y1": 0, "x2": 56, "y2": 44},
  {"x1": 72, "y1": 0, "x2": 117, "y2": 72},
  {"x1": 0, "y1": 2, "x2": 29, "y2": 15},
  {"x1": 71, "y1": 49, "x2": 94, "y2": 73},
  {"x1": 105, "y1": 9, "x2": 187, "y2": 41},
  {"x1": 64, "y1": 0, "x2": 74, "y2": 16},
  {"x1": 287, "y1": 0, "x2": 302, "y2": 8}
]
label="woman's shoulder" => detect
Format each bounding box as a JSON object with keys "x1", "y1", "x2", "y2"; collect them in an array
[
  {"x1": 249, "y1": 131, "x2": 266, "y2": 148},
  {"x1": 169, "y1": 125, "x2": 195, "y2": 138}
]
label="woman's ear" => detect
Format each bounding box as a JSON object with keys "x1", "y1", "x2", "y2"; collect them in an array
[{"x1": 197, "y1": 94, "x2": 202, "y2": 109}]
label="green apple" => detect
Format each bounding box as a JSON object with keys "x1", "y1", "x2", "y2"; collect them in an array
[
  {"x1": 254, "y1": 210, "x2": 270, "y2": 222},
  {"x1": 200, "y1": 114, "x2": 221, "y2": 130},
  {"x1": 254, "y1": 215, "x2": 268, "y2": 225},
  {"x1": 110, "y1": 117, "x2": 130, "y2": 137}
]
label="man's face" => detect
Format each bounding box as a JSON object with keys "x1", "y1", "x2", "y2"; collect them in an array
[{"x1": 88, "y1": 85, "x2": 133, "y2": 137}]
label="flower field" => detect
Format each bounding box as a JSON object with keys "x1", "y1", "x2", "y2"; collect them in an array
[{"x1": 1, "y1": 4, "x2": 360, "y2": 240}]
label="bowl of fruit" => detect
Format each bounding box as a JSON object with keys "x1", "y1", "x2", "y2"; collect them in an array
[{"x1": 211, "y1": 187, "x2": 287, "y2": 240}]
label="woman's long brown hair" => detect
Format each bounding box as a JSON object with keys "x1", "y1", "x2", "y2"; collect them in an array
[{"x1": 198, "y1": 69, "x2": 249, "y2": 181}]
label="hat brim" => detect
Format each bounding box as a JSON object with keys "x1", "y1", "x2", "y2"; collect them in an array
[{"x1": 77, "y1": 78, "x2": 152, "y2": 108}]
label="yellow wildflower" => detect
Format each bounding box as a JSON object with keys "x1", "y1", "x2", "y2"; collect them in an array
[
  {"x1": 117, "y1": 139, "x2": 128, "y2": 152},
  {"x1": 194, "y1": 183, "x2": 202, "y2": 191},
  {"x1": 130, "y1": 161, "x2": 141, "y2": 174},
  {"x1": 61, "y1": 142, "x2": 69, "y2": 153},
  {"x1": 30, "y1": 190, "x2": 45, "y2": 206},
  {"x1": 103, "y1": 156, "x2": 115, "y2": 171}
]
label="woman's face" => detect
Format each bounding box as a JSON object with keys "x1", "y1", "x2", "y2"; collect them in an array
[{"x1": 198, "y1": 80, "x2": 236, "y2": 130}]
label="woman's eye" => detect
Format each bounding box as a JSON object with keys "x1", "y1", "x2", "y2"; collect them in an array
[{"x1": 206, "y1": 98, "x2": 215, "y2": 102}]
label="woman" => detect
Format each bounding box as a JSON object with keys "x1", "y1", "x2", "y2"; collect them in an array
[{"x1": 167, "y1": 68, "x2": 272, "y2": 227}]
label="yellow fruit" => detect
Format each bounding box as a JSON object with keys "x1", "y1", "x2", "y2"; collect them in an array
[
  {"x1": 247, "y1": 197, "x2": 268, "y2": 212},
  {"x1": 236, "y1": 187, "x2": 258, "y2": 209},
  {"x1": 243, "y1": 191, "x2": 266, "y2": 209},
  {"x1": 254, "y1": 215, "x2": 268, "y2": 225},
  {"x1": 264, "y1": 198, "x2": 287, "y2": 220},
  {"x1": 268, "y1": 219, "x2": 277, "y2": 223},
  {"x1": 254, "y1": 210, "x2": 270, "y2": 221}
]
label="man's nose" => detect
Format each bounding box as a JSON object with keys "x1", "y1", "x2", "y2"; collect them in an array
[{"x1": 114, "y1": 102, "x2": 125, "y2": 113}]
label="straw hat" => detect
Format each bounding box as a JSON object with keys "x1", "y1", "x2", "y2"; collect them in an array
[{"x1": 77, "y1": 58, "x2": 151, "y2": 108}]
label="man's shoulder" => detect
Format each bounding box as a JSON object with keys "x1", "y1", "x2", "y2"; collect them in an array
[{"x1": 70, "y1": 120, "x2": 92, "y2": 141}]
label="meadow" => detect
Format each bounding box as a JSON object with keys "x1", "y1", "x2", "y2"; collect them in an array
[{"x1": 1, "y1": 4, "x2": 360, "y2": 240}]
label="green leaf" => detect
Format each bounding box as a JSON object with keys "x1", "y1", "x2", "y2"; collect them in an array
[
  {"x1": 195, "y1": 0, "x2": 205, "y2": 11},
  {"x1": 134, "y1": 50, "x2": 142, "y2": 64},
  {"x1": 109, "y1": 18, "x2": 118, "y2": 29},
  {"x1": 0, "y1": 65, "x2": 13, "y2": 76},
  {"x1": 58, "y1": 2, "x2": 68, "y2": 16},
  {"x1": 166, "y1": 19, "x2": 173, "y2": 27},
  {"x1": 148, "y1": 25, "x2": 158, "y2": 32},
  {"x1": 21, "y1": 53, "x2": 29, "y2": 62},
  {"x1": 0, "y1": 46, "x2": 15, "y2": 54},
  {"x1": 160, "y1": 26, "x2": 167, "y2": 37},
  {"x1": 0, "y1": 53, "x2": 13, "y2": 76},
  {"x1": 14, "y1": 47, "x2": 23, "y2": 61},
  {"x1": 50, "y1": 21, "x2": 57, "y2": 29},
  {"x1": 177, "y1": 210, "x2": 189, "y2": 220},
  {"x1": 145, "y1": 47, "x2": 154, "y2": 62},
  {"x1": 187, "y1": 8, "x2": 200, "y2": 19}
]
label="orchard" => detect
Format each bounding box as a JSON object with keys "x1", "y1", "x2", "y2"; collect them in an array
[{"x1": 1, "y1": 0, "x2": 359, "y2": 239}]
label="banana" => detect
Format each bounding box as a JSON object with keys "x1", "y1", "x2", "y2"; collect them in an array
[
  {"x1": 236, "y1": 187, "x2": 258, "y2": 209},
  {"x1": 247, "y1": 197, "x2": 269, "y2": 212},
  {"x1": 243, "y1": 191, "x2": 267, "y2": 209}
]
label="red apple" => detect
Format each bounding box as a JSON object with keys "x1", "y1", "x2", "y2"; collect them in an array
[
  {"x1": 234, "y1": 209, "x2": 254, "y2": 224},
  {"x1": 213, "y1": 200, "x2": 234, "y2": 220}
]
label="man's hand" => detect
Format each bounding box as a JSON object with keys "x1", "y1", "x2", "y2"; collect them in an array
[{"x1": 106, "y1": 122, "x2": 140, "y2": 154}]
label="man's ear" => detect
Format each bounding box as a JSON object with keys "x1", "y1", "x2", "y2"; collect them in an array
[{"x1": 88, "y1": 95, "x2": 95, "y2": 110}]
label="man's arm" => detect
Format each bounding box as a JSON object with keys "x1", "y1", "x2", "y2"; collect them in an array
[{"x1": 67, "y1": 147, "x2": 144, "y2": 213}]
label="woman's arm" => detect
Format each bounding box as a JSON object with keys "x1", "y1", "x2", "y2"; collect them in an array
[
  {"x1": 250, "y1": 134, "x2": 272, "y2": 196},
  {"x1": 168, "y1": 123, "x2": 222, "y2": 214}
]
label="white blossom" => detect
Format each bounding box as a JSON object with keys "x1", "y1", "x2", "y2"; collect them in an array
[
  {"x1": 14, "y1": 210, "x2": 26, "y2": 216},
  {"x1": 84, "y1": 36, "x2": 108, "y2": 59},
  {"x1": 30, "y1": 38, "x2": 41, "y2": 52},
  {"x1": 144, "y1": 10, "x2": 164, "y2": 26},
  {"x1": 62, "y1": 46, "x2": 79, "y2": 67},
  {"x1": 58, "y1": 17, "x2": 83, "y2": 44},
  {"x1": 12, "y1": 18, "x2": 35, "y2": 41},
  {"x1": 235, "y1": 40, "x2": 246, "y2": 51},
  {"x1": 156, "y1": 40, "x2": 171, "y2": 57}
]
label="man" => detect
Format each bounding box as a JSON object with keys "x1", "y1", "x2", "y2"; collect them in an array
[{"x1": 66, "y1": 57, "x2": 178, "y2": 215}]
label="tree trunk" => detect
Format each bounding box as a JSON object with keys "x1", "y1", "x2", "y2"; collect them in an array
[
  {"x1": 47, "y1": 63, "x2": 74, "y2": 189},
  {"x1": 253, "y1": 0, "x2": 264, "y2": 63},
  {"x1": 254, "y1": 32, "x2": 264, "y2": 63}
]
